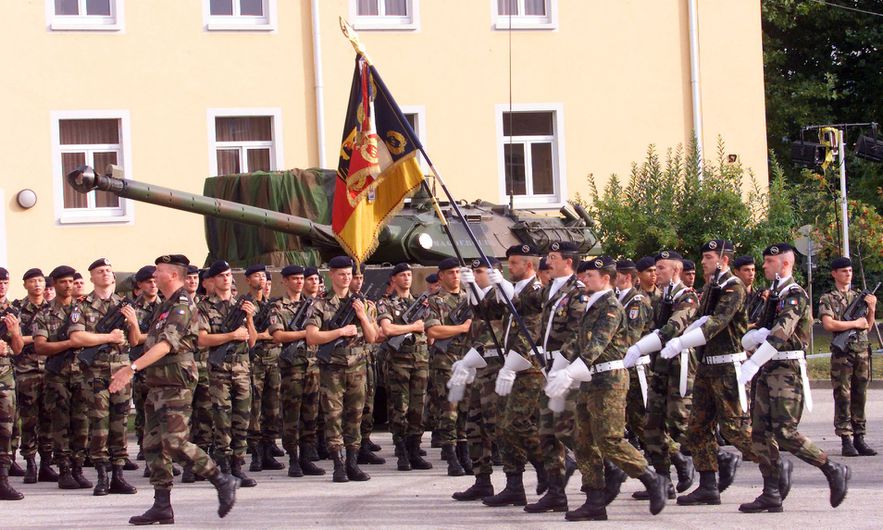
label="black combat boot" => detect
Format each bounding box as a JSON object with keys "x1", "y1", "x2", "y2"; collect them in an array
[
  {"x1": 853, "y1": 434, "x2": 877, "y2": 456},
  {"x1": 530, "y1": 459, "x2": 548, "y2": 496},
  {"x1": 269, "y1": 441, "x2": 285, "y2": 457},
  {"x1": 249, "y1": 442, "x2": 264, "y2": 472},
  {"x1": 110, "y1": 464, "x2": 137, "y2": 494},
  {"x1": 396, "y1": 439, "x2": 411, "y2": 471},
  {"x1": 677, "y1": 470, "x2": 720, "y2": 506},
  {"x1": 603, "y1": 460, "x2": 627, "y2": 505},
  {"x1": 71, "y1": 463, "x2": 93, "y2": 489},
  {"x1": 524, "y1": 472, "x2": 568, "y2": 513},
  {"x1": 345, "y1": 447, "x2": 371, "y2": 481},
  {"x1": 208, "y1": 470, "x2": 239, "y2": 518},
  {"x1": 23, "y1": 456, "x2": 38, "y2": 484},
  {"x1": 820, "y1": 460, "x2": 850, "y2": 508},
  {"x1": 93, "y1": 464, "x2": 110, "y2": 496},
  {"x1": 217, "y1": 455, "x2": 231, "y2": 475},
  {"x1": 122, "y1": 458, "x2": 139, "y2": 471},
  {"x1": 363, "y1": 437, "x2": 381, "y2": 452},
  {"x1": 0, "y1": 465, "x2": 24, "y2": 501},
  {"x1": 482, "y1": 472, "x2": 527, "y2": 507},
  {"x1": 37, "y1": 453, "x2": 58, "y2": 482},
  {"x1": 453, "y1": 472, "x2": 495, "y2": 501},
  {"x1": 230, "y1": 457, "x2": 257, "y2": 487},
  {"x1": 181, "y1": 464, "x2": 195, "y2": 483},
  {"x1": 129, "y1": 488, "x2": 174, "y2": 525},
  {"x1": 287, "y1": 449, "x2": 304, "y2": 477},
  {"x1": 671, "y1": 451, "x2": 695, "y2": 492},
  {"x1": 457, "y1": 441, "x2": 473, "y2": 475},
  {"x1": 262, "y1": 442, "x2": 285, "y2": 470},
  {"x1": 407, "y1": 435, "x2": 432, "y2": 470},
  {"x1": 299, "y1": 448, "x2": 326, "y2": 476},
  {"x1": 778, "y1": 459, "x2": 793, "y2": 501},
  {"x1": 8, "y1": 458, "x2": 25, "y2": 477},
  {"x1": 637, "y1": 468, "x2": 667, "y2": 515},
  {"x1": 841, "y1": 435, "x2": 859, "y2": 457},
  {"x1": 357, "y1": 444, "x2": 386, "y2": 465},
  {"x1": 717, "y1": 449, "x2": 742, "y2": 492},
  {"x1": 565, "y1": 488, "x2": 607, "y2": 521},
  {"x1": 316, "y1": 433, "x2": 329, "y2": 460},
  {"x1": 172, "y1": 464, "x2": 182, "y2": 476},
  {"x1": 431, "y1": 430, "x2": 442, "y2": 448},
  {"x1": 331, "y1": 449, "x2": 348, "y2": 483},
  {"x1": 143, "y1": 464, "x2": 152, "y2": 478},
  {"x1": 301, "y1": 443, "x2": 320, "y2": 462},
  {"x1": 442, "y1": 444, "x2": 464, "y2": 477},
  {"x1": 738, "y1": 474, "x2": 783, "y2": 513},
  {"x1": 136, "y1": 447, "x2": 144, "y2": 461},
  {"x1": 57, "y1": 463, "x2": 79, "y2": 490}
]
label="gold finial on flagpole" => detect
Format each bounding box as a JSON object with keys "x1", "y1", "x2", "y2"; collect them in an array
[{"x1": 340, "y1": 17, "x2": 371, "y2": 64}]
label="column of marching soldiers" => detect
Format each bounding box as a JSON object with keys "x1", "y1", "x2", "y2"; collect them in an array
[{"x1": 0, "y1": 238, "x2": 876, "y2": 524}]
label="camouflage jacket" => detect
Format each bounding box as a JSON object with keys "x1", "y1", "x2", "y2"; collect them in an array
[
  {"x1": 12, "y1": 297, "x2": 49, "y2": 374},
  {"x1": 268, "y1": 294, "x2": 316, "y2": 359},
  {"x1": 304, "y1": 291, "x2": 376, "y2": 367},
  {"x1": 0, "y1": 297, "x2": 11, "y2": 371},
  {"x1": 251, "y1": 295, "x2": 281, "y2": 358},
  {"x1": 376, "y1": 292, "x2": 429, "y2": 352},
  {"x1": 467, "y1": 298, "x2": 505, "y2": 365},
  {"x1": 577, "y1": 289, "x2": 628, "y2": 367},
  {"x1": 819, "y1": 287, "x2": 869, "y2": 350},
  {"x1": 653, "y1": 282, "x2": 699, "y2": 373},
  {"x1": 197, "y1": 294, "x2": 250, "y2": 357},
  {"x1": 482, "y1": 275, "x2": 545, "y2": 369},
  {"x1": 71, "y1": 291, "x2": 131, "y2": 356},
  {"x1": 694, "y1": 269, "x2": 748, "y2": 358},
  {"x1": 32, "y1": 298, "x2": 80, "y2": 372},
  {"x1": 641, "y1": 285, "x2": 663, "y2": 308},
  {"x1": 618, "y1": 287, "x2": 653, "y2": 345},
  {"x1": 425, "y1": 288, "x2": 471, "y2": 368},
  {"x1": 765, "y1": 276, "x2": 811, "y2": 353},
  {"x1": 745, "y1": 287, "x2": 766, "y2": 325},
  {"x1": 141, "y1": 287, "x2": 200, "y2": 388},
  {"x1": 513, "y1": 274, "x2": 587, "y2": 365}
]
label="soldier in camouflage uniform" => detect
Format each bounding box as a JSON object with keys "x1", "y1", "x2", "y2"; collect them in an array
[
  {"x1": 269, "y1": 265, "x2": 325, "y2": 478},
  {"x1": 301, "y1": 266, "x2": 326, "y2": 460},
  {"x1": 636, "y1": 257, "x2": 662, "y2": 307},
  {"x1": 244, "y1": 264, "x2": 285, "y2": 473},
  {"x1": 1, "y1": 267, "x2": 24, "y2": 500},
  {"x1": 737, "y1": 243, "x2": 851, "y2": 513},
  {"x1": 681, "y1": 259, "x2": 697, "y2": 289},
  {"x1": 11, "y1": 268, "x2": 56, "y2": 484},
  {"x1": 547, "y1": 256, "x2": 667, "y2": 521},
  {"x1": 351, "y1": 265, "x2": 385, "y2": 466},
  {"x1": 130, "y1": 266, "x2": 160, "y2": 466},
  {"x1": 376, "y1": 262, "x2": 433, "y2": 472},
  {"x1": 184, "y1": 265, "x2": 213, "y2": 483},
  {"x1": 819, "y1": 256, "x2": 877, "y2": 457},
  {"x1": 425, "y1": 257, "x2": 473, "y2": 477},
  {"x1": 197, "y1": 260, "x2": 258, "y2": 488},
  {"x1": 33, "y1": 266, "x2": 93, "y2": 490},
  {"x1": 108, "y1": 254, "x2": 238, "y2": 525},
  {"x1": 734, "y1": 256, "x2": 764, "y2": 323},
  {"x1": 305, "y1": 256, "x2": 378, "y2": 483}
]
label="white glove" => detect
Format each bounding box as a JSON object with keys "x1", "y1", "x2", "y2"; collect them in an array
[
  {"x1": 659, "y1": 337, "x2": 683, "y2": 360},
  {"x1": 488, "y1": 269, "x2": 515, "y2": 301},
  {"x1": 495, "y1": 368, "x2": 516, "y2": 396},
  {"x1": 623, "y1": 345, "x2": 643, "y2": 368},
  {"x1": 684, "y1": 315, "x2": 710, "y2": 333},
  {"x1": 741, "y1": 327, "x2": 771, "y2": 351},
  {"x1": 545, "y1": 358, "x2": 591, "y2": 398},
  {"x1": 447, "y1": 361, "x2": 472, "y2": 388},
  {"x1": 738, "y1": 340, "x2": 777, "y2": 385},
  {"x1": 488, "y1": 269, "x2": 503, "y2": 284},
  {"x1": 448, "y1": 384, "x2": 467, "y2": 403},
  {"x1": 660, "y1": 326, "x2": 707, "y2": 359},
  {"x1": 460, "y1": 267, "x2": 475, "y2": 285}
]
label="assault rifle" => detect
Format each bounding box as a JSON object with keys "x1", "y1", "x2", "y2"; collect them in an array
[
  {"x1": 77, "y1": 299, "x2": 133, "y2": 367},
  {"x1": 279, "y1": 297, "x2": 314, "y2": 364},
  {"x1": 129, "y1": 302, "x2": 162, "y2": 362},
  {"x1": 207, "y1": 295, "x2": 252, "y2": 369},
  {"x1": 654, "y1": 280, "x2": 675, "y2": 329},
  {"x1": 701, "y1": 265, "x2": 724, "y2": 317},
  {"x1": 0, "y1": 306, "x2": 20, "y2": 338},
  {"x1": 831, "y1": 283, "x2": 880, "y2": 352},
  {"x1": 387, "y1": 291, "x2": 431, "y2": 350},
  {"x1": 756, "y1": 275, "x2": 781, "y2": 330},
  {"x1": 316, "y1": 285, "x2": 375, "y2": 363},
  {"x1": 45, "y1": 309, "x2": 74, "y2": 375},
  {"x1": 430, "y1": 296, "x2": 472, "y2": 354},
  {"x1": 253, "y1": 297, "x2": 279, "y2": 333}
]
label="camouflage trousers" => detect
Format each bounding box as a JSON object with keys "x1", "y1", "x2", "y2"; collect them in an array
[
  {"x1": 133, "y1": 375, "x2": 149, "y2": 447},
  {"x1": 143, "y1": 362, "x2": 218, "y2": 490},
  {"x1": 360, "y1": 352, "x2": 377, "y2": 440},
  {"x1": 625, "y1": 368, "x2": 647, "y2": 444},
  {"x1": 386, "y1": 349, "x2": 429, "y2": 440},
  {"x1": 751, "y1": 361, "x2": 827, "y2": 481},
  {"x1": 190, "y1": 359, "x2": 212, "y2": 450},
  {"x1": 14, "y1": 370, "x2": 53, "y2": 459},
  {"x1": 85, "y1": 355, "x2": 132, "y2": 466},
  {"x1": 208, "y1": 356, "x2": 252, "y2": 459},
  {"x1": 279, "y1": 356, "x2": 320, "y2": 452},
  {"x1": 44, "y1": 360, "x2": 90, "y2": 467},
  {"x1": 644, "y1": 363, "x2": 693, "y2": 470},
  {"x1": 465, "y1": 359, "x2": 503, "y2": 475},
  {"x1": 686, "y1": 362, "x2": 755, "y2": 472},
  {"x1": 320, "y1": 360, "x2": 367, "y2": 451},
  {"x1": 0, "y1": 367, "x2": 15, "y2": 467},
  {"x1": 248, "y1": 352, "x2": 281, "y2": 445},
  {"x1": 498, "y1": 368, "x2": 543, "y2": 474},
  {"x1": 423, "y1": 369, "x2": 437, "y2": 433},
  {"x1": 575, "y1": 370, "x2": 649, "y2": 490},
  {"x1": 538, "y1": 388, "x2": 577, "y2": 475},
  {"x1": 429, "y1": 365, "x2": 467, "y2": 445},
  {"x1": 830, "y1": 347, "x2": 870, "y2": 437}
]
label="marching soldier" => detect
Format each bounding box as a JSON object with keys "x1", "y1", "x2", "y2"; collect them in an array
[
  {"x1": 304, "y1": 256, "x2": 378, "y2": 483},
  {"x1": 819, "y1": 256, "x2": 877, "y2": 457},
  {"x1": 737, "y1": 243, "x2": 850, "y2": 512},
  {"x1": 734, "y1": 256, "x2": 764, "y2": 323},
  {"x1": 352, "y1": 264, "x2": 385, "y2": 466},
  {"x1": 681, "y1": 260, "x2": 697, "y2": 289},
  {"x1": 197, "y1": 260, "x2": 258, "y2": 487},
  {"x1": 636, "y1": 256, "x2": 661, "y2": 307},
  {"x1": 131, "y1": 266, "x2": 159, "y2": 466}
]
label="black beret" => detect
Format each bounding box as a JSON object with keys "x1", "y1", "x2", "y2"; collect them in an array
[
  {"x1": 437, "y1": 257, "x2": 459, "y2": 271},
  {"x1": 135, "y1": 265, "x2": 156, "y2": 283},
  {"x1": 538, "y1": 257, "x2": 551, "y2": 271},
  {"x1": 733, "y1": 255, "x2": 755, "y2": 269},
  {"x1": 22, "y1": 268, "x2": 44, "y2": 281},
  {"x1": 635, "y1": 256, "x2": 656, "y2": 272},
  {"x1": 205, "y1": 260, "x2": 231, "y2": 278},
  {"x1": 244, "y1": 264, "x2": 266, "y2": 277},
  {"x1": 762, "y1": 243, "x2": 795, "y2": 257},
  {"x1": 0, "y1": 267, "x2": 8, "y2": 280},
  {"x1": 425, "y1": 273, "x2": 439, "y2": 284},
  {"x1": 281, "y1": 265, "x2": 305, "y2": 277},
  {"x1": 471, "y1": 257, "x2": 500, "y2": 269},
  {"x1": 88, "y1": 257, "x2": 112, "y2": 271},
  {"x1": 701, "y1": 239, "x2": 734, "y2": 253},
  {"x1": 49, "y1": 265, "x2": 76, "y2": 280},
  {"x1": 73, "y1": 272, "x2": 83, "y2": 281},
  {"x1": 681, "y1": 259, "x2": 695, "y2": 272},
  {"x1": 45, "y1": 276, "x2": 55, "y2": 287},
  {"x1": 187, "y1": 265, "x2": 200, "y2": 275},
  {"x1": 616, "y1": 259, "x2": 636, "y2": 272},
  {"x1": 655, "y1": 250, "x2": 683, "y2": 262},
  {"x1": 548, "y1": 241, "x2": 579, "y2": 254},
  {"x1": 304, "y1": 267, "x2": 319, "y2": 278},
  {"x1": 391, "y1": 263, "x2": 412, "y2": 276},
  {"x1": 154, "y1": 254, "x2": 190, "y2": 267},
  {"x1": 830, "y1": 256, "x2": 852, "y2": 270},
  {"x1": 328, "y1": 256, "x2": 354, "y2": 270},
  {"x1": 580, "y1": 255, "x2": 616, "y2": 272},
  {"x1": 506, "y1": 244, "x2": 539, "y2": 257}
]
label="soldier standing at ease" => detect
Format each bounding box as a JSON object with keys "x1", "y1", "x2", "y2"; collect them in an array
[
  {"x1": 819, "y1": 256, "x2": 877, "y2": 457},
  {"x1": 305, "y1": 256, "x2": 378, "y2": 483},
  {"x1": 737, "y1": 244, "x2": 851, "y2": 513},
  {"x1": 302, "y1": 266, "x2": 326, "y2": 460},
  {"x1": 197, "y1": 260, "x2": 258, "y2": 487},
  {"x1": 352, "y1": 264, "x2": 385, "y2": 466},
  {"x1": 1, "y1": 268, "x2": 25, "y2": 499},
  {"x1": 184, "y1": 264, "x2": 213, "y2": 483}
]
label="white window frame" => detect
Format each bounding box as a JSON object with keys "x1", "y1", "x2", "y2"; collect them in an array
[
  {"x1": 46, "y1": 0, "x2": 124, "y2": 32},
  {"x1": 207, "y1": 108, "x2": 284, "y2": 177},
  {"x1": 492, "y1": 0, "x2": 557, "y2": 31},
  {"x1": 495, "y1": 103, "x2": 566, "y2": 209},
  {"x1": 203, "y1": 0, "x2": 277, "y2": 31},
  {"x1": 399, "y1": 105, "x2": 427, "y2": 172},
  {"x1": 350, "y1": 0, "x2": 419, "y2": 31},
  {"x1": 50, "y1": 110, "x2": 134, "y2": 225}
]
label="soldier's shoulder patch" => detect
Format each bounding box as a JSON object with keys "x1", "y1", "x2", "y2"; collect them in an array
[
  {"x1": 178, "y1": 295, "x2": 189, "y2": 302},
  {"x1": 70, "y1": 308, "x2": 81, "y2": 323},
  {"x1": 632, "y1": 294, "x2": 644, "y2": 301},
  {"x1": 788, "y1": 298, "x2": 798, "y2": 306},
  {"x1": 532, "y1": 282, "x2": 542, "y2": 290},
  {"x1": 629, "y1": 307, "x2": 639, "y2": 320}
]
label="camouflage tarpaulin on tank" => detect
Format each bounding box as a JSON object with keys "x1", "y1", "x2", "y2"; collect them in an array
[{"x1": 203, "y1": 169, "x2": 335, "y2": 267}]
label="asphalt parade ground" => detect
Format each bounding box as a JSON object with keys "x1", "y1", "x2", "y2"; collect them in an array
[{"x1": 7, "y1": 387, "x2": 883, "y2": 529}]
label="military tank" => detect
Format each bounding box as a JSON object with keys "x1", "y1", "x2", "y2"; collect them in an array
[{"x1": 66, "y1": 165, "x2": 598, "y2": 268}]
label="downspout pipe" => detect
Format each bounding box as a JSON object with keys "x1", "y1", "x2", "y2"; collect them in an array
[
  {"x1": 688, "y1": 0, "x2": 704, "y2": 176},
  {"x1": 311, "y1": 0, "x2": 327, "y2": 168}
]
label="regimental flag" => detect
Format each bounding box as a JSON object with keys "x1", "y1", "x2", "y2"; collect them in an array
[{"x1": 334, "y1": 55, "x2": 425, "y2": 264}]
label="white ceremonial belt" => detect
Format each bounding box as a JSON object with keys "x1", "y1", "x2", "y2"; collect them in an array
[
  {"x1": 483, "y1": 348, "x2": 501, "y2": 359},
  {"x1": 703, "y1": 352, "x2": 748, "y2": 365},
  {"x1": 590, "y1": 360, "x2": 625, "y2": 375},
  {"x1": 772, "y1": 350, "x2": 812, "y2": 412},
  {"x1": 634, "y1": 356, "x2": 651, "y2": 367},
  {"x1": 771, "y1": 350, "x2": 805, "y2": 361}
]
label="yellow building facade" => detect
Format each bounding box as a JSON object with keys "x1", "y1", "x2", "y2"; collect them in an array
[{"x1": 0, "y1": 0, "x2": 767, "y2": 298}]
